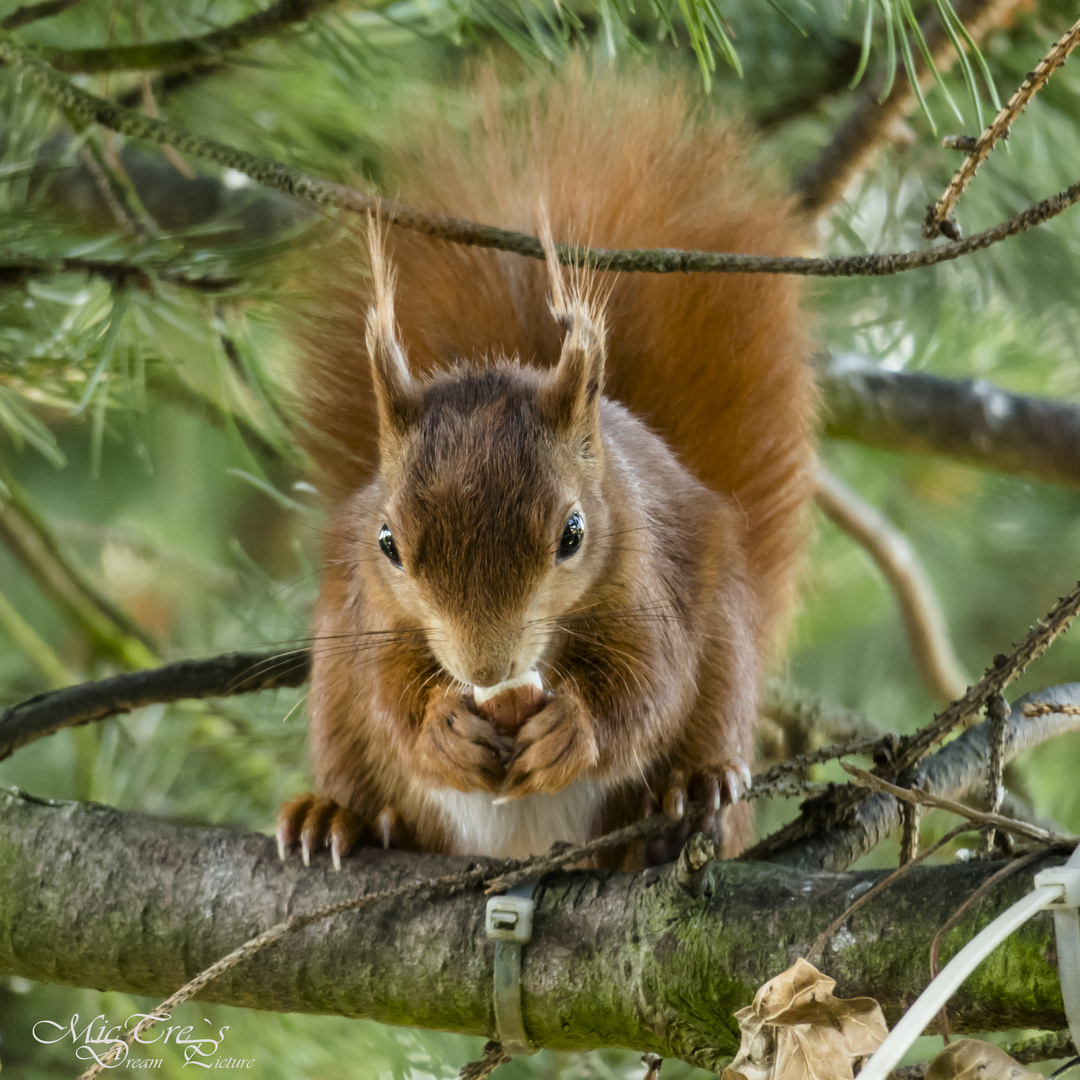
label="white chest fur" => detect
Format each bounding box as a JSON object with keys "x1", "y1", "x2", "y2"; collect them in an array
[{"x1": 427, "y1": 780, "x2": 605, "y2": 859}]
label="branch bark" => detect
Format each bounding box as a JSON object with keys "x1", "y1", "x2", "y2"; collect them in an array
[
  {"x1": 0, "y1": 785, "x2": 1070, "y2": 1072},
  {"x1": 748, "y1": 684, "x2": 1080, "y2": 871},
  {"x1": 822, "y1": 358, "x2": 1080, "y2": 491},
  {"x1": 0, "y1": 649, "x2": 309, "y2": 761}
]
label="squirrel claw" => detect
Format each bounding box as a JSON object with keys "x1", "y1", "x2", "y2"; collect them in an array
[
  {"x1": 276, "y1": 793, "x2": 372, "y2": 870},
  {"x1": 660, "y1": 757, "x2": 751, "y2": 823}
]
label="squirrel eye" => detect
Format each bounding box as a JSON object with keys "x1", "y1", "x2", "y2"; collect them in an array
[
  {"x1": 557, "y1": 512, "x2": 584, "y2": 563},
  {"x1": 379, "y1": 524, "x2": 402, "y2": 568}
]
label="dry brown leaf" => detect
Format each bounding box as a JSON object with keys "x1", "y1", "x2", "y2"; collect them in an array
[
  {"x1": 925, "y1": 1039, "x2": 1042, "y2": 1080},
  {"x1": 722, "y1": 958, "x2": 888, "y2": 1080}
]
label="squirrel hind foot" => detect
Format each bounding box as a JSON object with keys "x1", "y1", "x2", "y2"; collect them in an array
[
  {"x1": 276, "y1": 793, "x2": 405, "y2": 870},
  {"x1": 634, "y1": 760, "x2": 753, "y2": 867}
]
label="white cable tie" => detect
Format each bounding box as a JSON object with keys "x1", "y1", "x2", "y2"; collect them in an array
[{"x1": 485, "y1": 880, "x2": 539, "y2": 1056}]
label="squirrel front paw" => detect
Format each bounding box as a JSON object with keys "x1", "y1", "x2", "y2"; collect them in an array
[
  {"x1": 417, "y1": 687, "x2": 509, "y2": 794},
  {"x1": 276, "y1": 793, "x2": 407, "y2": 871},
  {"x1": 501, "y1": 693, "x2": 599, "y2": 798}
]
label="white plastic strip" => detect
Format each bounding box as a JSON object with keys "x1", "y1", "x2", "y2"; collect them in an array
[
  {"x1": 1046, "y1": 846, "x2": 1080, "y2": 1058},
  {"x1": 855, "y1": 884, "x2": 1064, "y2": 1080}
]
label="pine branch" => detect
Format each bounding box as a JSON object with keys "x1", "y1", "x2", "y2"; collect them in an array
[
  {"x1": 2, "y1": 35, "x2": 1079, "y2": 280},
  {"x1": 926, "y1": 14, "x2": 1080, "y2": 239},
  {"x1": 797, "y1": 0, "x2": 1020, "y2": 217}
]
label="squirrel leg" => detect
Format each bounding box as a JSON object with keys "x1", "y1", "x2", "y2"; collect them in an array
[{"x1": 276, "y1": 793, "x2": 406, "y2": 870}]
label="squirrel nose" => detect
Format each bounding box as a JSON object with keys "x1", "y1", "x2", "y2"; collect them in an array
[{"x1": 469, "y1": 664, "x2": 508, "y2": 689}]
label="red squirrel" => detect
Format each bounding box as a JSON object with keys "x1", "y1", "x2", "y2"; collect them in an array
[{"x1": 277, "y1": 65, "x2": 817, "y2": 869}]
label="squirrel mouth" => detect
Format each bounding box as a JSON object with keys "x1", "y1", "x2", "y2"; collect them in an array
[{"x1": 471, "y1": 669, "x2": 546, "y2": 736}]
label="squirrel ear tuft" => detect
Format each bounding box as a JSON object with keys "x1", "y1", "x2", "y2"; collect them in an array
[
  {"x1": 537, "y1": 211, "x2": 607, "y2": 448},
  {"x1": 365, "y1": 219, "x2": 419, "y2": 444}
]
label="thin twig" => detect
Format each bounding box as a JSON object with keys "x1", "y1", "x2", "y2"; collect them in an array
[
  {"x1": 0, "y1": 256, "x2": 240, "y2": 292},
  {"x1": 928, "y1": 847, "x2": 1049, "y2": 1042},
  {"x1": 890, "y1": 581, "x2": 1080, "y2": 775},
  {"x1": 40, "y1": 0, "x2": 338, "y2": 74},
  {"x1": 458, "y1": 1042, "x2": 512, "y2": 1080},
  {"x1": 0, "y1": 0, "x2": 84, "y2": 31},
  {"x1": 760, "y1": 679, "x2": 878, "y2": 759},
  {"x1": 753, "y1": 734, "x2": 883, "y2": 783},
  {"x1": 1023, "y1": 702, "x2": 1080, "y2": 717},
  {"x1": 1, "y1": 36, "x2": 1079, "y2": 280},
  {"x1": 642, "y1": 1055, "x2": 664, "y2": 1080},
  {"x1": 807, "y1": 823, "x2": 970, "y2": 964},
  {"x1": 981, "y1": 693, "x2": 1009, "y2": 855},
  {"x1": 816, "y1": 469, "x2": 968, "y2": 703},
  {"x1": 0, "y1": 640, "x2": 834, "y2": 784},
  {"x1": 797, "y1": 0, "x2": 1020, "y2": 217},
  {"x1": 900, "y1": 803, "x2": 922, "y2": 863},
  {"x1": 0, "y1": 649, "x2": 311, "y2": 761},
  {"x1": 840, "y1": 761, "x2": 1077, "y2": 847},
  {"x1": 926, "y1": 14, "x2": 1080, "y2": 238}
]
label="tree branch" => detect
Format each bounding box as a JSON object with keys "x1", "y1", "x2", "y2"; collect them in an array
[
  {"x1": 1, "y1": 35, "x2": 1079, "y2": 279},
  {"x1": 0, "y1": 785, "x2": 1071, "y2": 1070},
  {"x1": 0, "y1": 468, "x2": 159, "y2": 668},
  {"x1": 0, "y1": 648, "x2": 309, "y2": 761},
  {"x1": 39, "y1": 0, "x2": 339, "y2": 74},
  {"x1": 0, "y1": 0, "x2": 84, "y2": 32},
  {"x1": 748, "y1": 683, "x2": 1080, "y2": 871},
  {"x1": 822, "y1": 358, "x2": 1080, "y2": 490},
  {"x1": 815, "y1": 468, "x2": 968, "y2": 703},
  {"x1": 0, "y1": 256, "x2": 240, "y2": 292}
]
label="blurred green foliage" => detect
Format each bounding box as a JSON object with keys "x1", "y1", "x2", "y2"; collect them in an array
[{"x1": 2, "y1": 0, "x2": 1080, "y2": 1075}]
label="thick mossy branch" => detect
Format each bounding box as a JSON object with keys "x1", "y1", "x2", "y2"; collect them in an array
[{"x1": 0, "y1": 786, "x2": 1069, "y2": 1072}]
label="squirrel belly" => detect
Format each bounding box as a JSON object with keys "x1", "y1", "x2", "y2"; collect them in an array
[{"x1": 278, "y1": 62, "x2": 817, "y2": 870}]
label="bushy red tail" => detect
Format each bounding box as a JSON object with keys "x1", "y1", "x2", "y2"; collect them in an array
[{"x1": 295, "y1": 62, "x2": 817, "y2": 642}]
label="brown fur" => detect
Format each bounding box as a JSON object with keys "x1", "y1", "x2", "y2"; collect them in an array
[{"x1": 284, "y1": 63, "x2": 817, "y2": 868}]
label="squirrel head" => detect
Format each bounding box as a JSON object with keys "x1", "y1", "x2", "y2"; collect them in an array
[{"x1": 356, "y1": 226, "x2": 612, "y2": 690}]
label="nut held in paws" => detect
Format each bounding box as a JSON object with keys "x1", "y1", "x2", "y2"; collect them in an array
[{"x1": 473, "y1": 670, "x2": 546, "y2": 735}]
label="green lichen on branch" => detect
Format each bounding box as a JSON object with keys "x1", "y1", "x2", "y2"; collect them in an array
[{"x1": 0, "y1": 787, "x2": 1069, "y2": 1071}]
